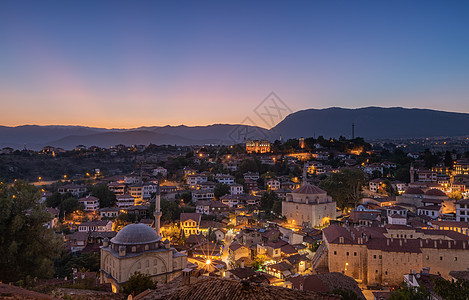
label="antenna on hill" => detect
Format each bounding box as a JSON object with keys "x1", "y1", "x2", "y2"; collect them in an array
[{"x1": 352, "y1": 123, "x2": 355, "y2": 139}]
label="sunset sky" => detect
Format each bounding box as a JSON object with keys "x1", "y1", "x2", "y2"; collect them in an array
[{"x1": 1, "y1": 1, "x2": 469, "y2": 129}]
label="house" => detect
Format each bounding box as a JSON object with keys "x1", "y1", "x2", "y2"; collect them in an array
[
  {"x1": 195, "y1": 200, "x2": 229, "y2": 215},
  {"x1": 142, "y1": 183, "x2": 158, "y2": 199},
  {"x1": 265, "y1": 261, "x2": 293, "y2": 279},
  {"x1": 122, "y1": 205, "x2": 149, "y2": 217},
  {"x1": 78, "y1": 195, "x2": 100, "y2": 211},
  {"x1": 107, "y1": 182, "x2": 126, "y2": 196},
  {"x1": 192, "y1": 190, "x2": 215, "y2": 202},
  {"x1": 215, "y1": 174, "x2": 235, "y2": 185},
  {"x1": 153, "y1": 166, "x2": 167, "y2": 177},
  {"x1": 266, "y1": 179, "x2": 281, "y2": 191},
  {"x1": 241, "y1": 228, "x2": 262, "y2": 247},
  {"x1": 116, "y1": 194, "x2": 135, "y2": 208},
  {"x1": 243, "y1": 172, "x2": 260, "y2": 181},
  {"x1": 187, "y1": 174, "x2": 208, "y2": 189},
  {"x1": 230, "y1": 184, "x2": 244, "y2": 195},
  {"x1": 369, "y1": 179, "x2": 384, "y2": 193},
  {"x1": 228, "y1": 243, "x2": 250, "y2": 262},
  {"x1": 456, "y1": 199, "x2": 469, "y2": 222},
  {"x1": 180, "y1": 213, "x2": 202, "y2": 236},
  {"x1": 78, "y1": 220, "x2": 113, "y2": 232},
  {"x1": 58, "y1": 184, "x2": 87, "y2": 197},
  {"x1": 226, "y1": 267, "x2": 257, "y2": 281},
  {"x1": 99, "y1": 207, "x2": 120, "y2": 218},
  {"x1": 258, "y1": 240, "x2": 287, "y2": 259},
  {"x1": 128, "y1": 184, "x2": 143, "y2": 203}
]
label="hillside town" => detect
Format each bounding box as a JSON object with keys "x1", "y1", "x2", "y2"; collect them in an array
[{"x1": 3, "y1": 136, "x2": 469, "y2": 299}]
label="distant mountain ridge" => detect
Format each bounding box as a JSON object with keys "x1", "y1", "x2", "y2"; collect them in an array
[
  {"x1": 270, "y1": 107, "x2": 469, "y2": 140},
  {"x1": 2, "y1": 107, "x2": 469, "y2": 150}
]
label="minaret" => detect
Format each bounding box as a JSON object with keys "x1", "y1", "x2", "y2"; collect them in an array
[
  {"x1": 410, "y1": 163, "x2": 415, "y2": 184},
  {"x1": 302, "y1": 162, "x2": 308, "y2": 186},
  {"x1": 154, "y1": 176, "x2": 162, "y2": 236}
]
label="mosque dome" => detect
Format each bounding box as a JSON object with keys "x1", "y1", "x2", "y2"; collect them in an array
[{"x1": 111, "y1": 223, "x2": 161, "y2": 245}]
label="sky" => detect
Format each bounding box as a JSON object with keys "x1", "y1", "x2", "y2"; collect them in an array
[{"x1": 1, "y1": 0, "x2": 469, "y2": 129}]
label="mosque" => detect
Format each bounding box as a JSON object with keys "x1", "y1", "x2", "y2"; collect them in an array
[{"x1": 100, "y1": 186, "x2": 187, "y2": 292}]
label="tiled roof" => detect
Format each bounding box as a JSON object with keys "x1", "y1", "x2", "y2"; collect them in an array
[
  {"x1": 424, "y1": 189, "x2": 447, "y2": 197},
  {"x1": 292, "y1": 184, "x2": 327, "y2": 195},
  {"x1": 141, "y1": 277, "x2": 341, "y2": 300},
  {"x1": 229, "y1": 267, "x2": 257, "y2": 279},
  {"x1": 180, "y1": 213, "x2": 201, "y2": 223}
]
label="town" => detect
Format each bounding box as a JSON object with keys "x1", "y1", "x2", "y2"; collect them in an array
[{"x1": 2, "y1": 136, "x2": 469, "y2": 299}]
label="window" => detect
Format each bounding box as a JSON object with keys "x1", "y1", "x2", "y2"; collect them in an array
[
  {"x1": 374, "y1": 255, "x2": 377, "y2": 259},
  {"x1": 455, "y1": 257, "x2": 458, "y2": 261},
  {"x1": 385, "y1": 271, "x2": 388, "y2": 275},
  {"x1": 346, "y1": 252, "x2": 349, "y2": 256},
  {"x1": 379, "y1": 255, "x2": 382, "y2": 259},
  {"x1": 334, "y1": 251, "x2": 337, "y2": 255},
  {"x1": 376, "y1": 270, "x2": 378, "y2": 273},
  {"x1": 426, "y1": 255, "x2": 429, "y2": 260},
  {"x1": 440, "y1": 256, "x2": 443, "y2": 261},
  {"x1": 354, "y1": 252, "x2": 357, "y2": 256}
]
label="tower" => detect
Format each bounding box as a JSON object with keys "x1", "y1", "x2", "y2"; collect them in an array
[
  {"x1": 302, "y1": 162, "x2": 308, "y2": 186},
  {"x1": 154, "y1": 176, "x2": 162, "y2": 236},
  {"x1": 352, "y1": 123, "x2": 355, "y2": 139},
  {"x1": 410, "y1": 163, "x2": 415, "y2": 184}
]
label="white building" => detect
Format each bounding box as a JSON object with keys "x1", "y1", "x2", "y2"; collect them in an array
[
  {"x1": 117, "y1": 194, "x2": 136, "y2": 209},
  {"x1": 191, "y1": 190, "x2": 215, "y2": 202},
  {"x1": 215, "y1": 174, "x2": 235, "y2": 185},
  {"x1": 456, "y1": 199, "x2": 469, "y2": 222},
  {"x1": 79, "y1": 195, "x2": 100, "y2": 211},
  {"x1": 266, "y1": 179, "x2": 281, "y2": 191},
  {"x1": 78, "y1": 220, "x2": 113, "y2": 232},
  {"x1": 230, "y1": 183, "x2": 244, "y2": 195}
]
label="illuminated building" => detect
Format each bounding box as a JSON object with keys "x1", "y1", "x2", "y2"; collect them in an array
[{"x1": 246, "y1": 140, "x2": 271, "y2": 154}]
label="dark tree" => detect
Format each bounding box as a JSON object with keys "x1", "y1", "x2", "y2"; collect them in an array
[
  {"x1": 91, "y1": 184, "x2": 116, "y2": 208},
  {"x1": 214, "y1": 183, "x2": 230, "y2": 200},
  {"x1": 319, "y1": 168, "x2": 367, "y2": 210},
  {"x1": 0, "y1": 181, "x2": 61, "y2": 282},
  {"x1": 120, "y1": 272, "x2": 157, "y2": 296}
]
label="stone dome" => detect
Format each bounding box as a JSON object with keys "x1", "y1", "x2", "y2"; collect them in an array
[
  {"x1": 404, "y1": 187, "x2": 424, "y2": 195},
  {"x1": 111, "y1": 223, "x2": 161, "y2": 245},
  {"x1": 424, "y1": 189, "x2": 447, "y2": 197}
]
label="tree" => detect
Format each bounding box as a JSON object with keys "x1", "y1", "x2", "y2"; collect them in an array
[
  {"x1": 389, "y1": 282, "x2": 430, "y2": 300},
  {"x1": 319, "y1": 168, "x2": 367, "y2": 210},
  {"x1": 61, "y1": 197, "x2": 83, "y2": 215},
  {"x1": 0, "y1": 181, "x2": 61, "y2": 282},
  {"x1": 260, "y1": 191, "x2": 278, "y2": 211},
  {"x1": 161, "y1": 199, "x2": 182, "y2": 222},
  {"x1": 252, "y1": 254, "x2": 267, "y2": 270},
  {"x1": 449, "y1": 190, "x2": 463, "y2": 200},
  {"x1": 120, "y1": 272, "x2": 157, "y2": 296},
  {"x1": 433, "y1": 277, "x2": 469, "y2": 300},
  {"x1": 91, "y1": 184, "x2": 116, "y2": 208},
  {"x1": 214, "y1": 183, "x2": 230, "y2": 200},
  {"x1": 332, "y1": 288, "x2": 360, "y2": 300}
]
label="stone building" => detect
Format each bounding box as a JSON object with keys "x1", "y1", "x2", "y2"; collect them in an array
[
  {"x1": 282, "y1": 184, "x2": 337, "y2": 228},
  {"x1": 313, "y1": 224, "x2": 469, "y2": 287},
  {"x1": 100, "y1": 188, "x2": 187, "y2": 292}
]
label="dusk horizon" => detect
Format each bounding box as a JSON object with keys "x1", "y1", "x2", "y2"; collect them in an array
[{"x1": 2, "y1": 1, "x2": 469, "y2": 128}]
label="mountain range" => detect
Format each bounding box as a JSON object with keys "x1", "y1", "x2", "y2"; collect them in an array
[{"x1": 2, "y1": 107, "x2": 469, "y2": 150}]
